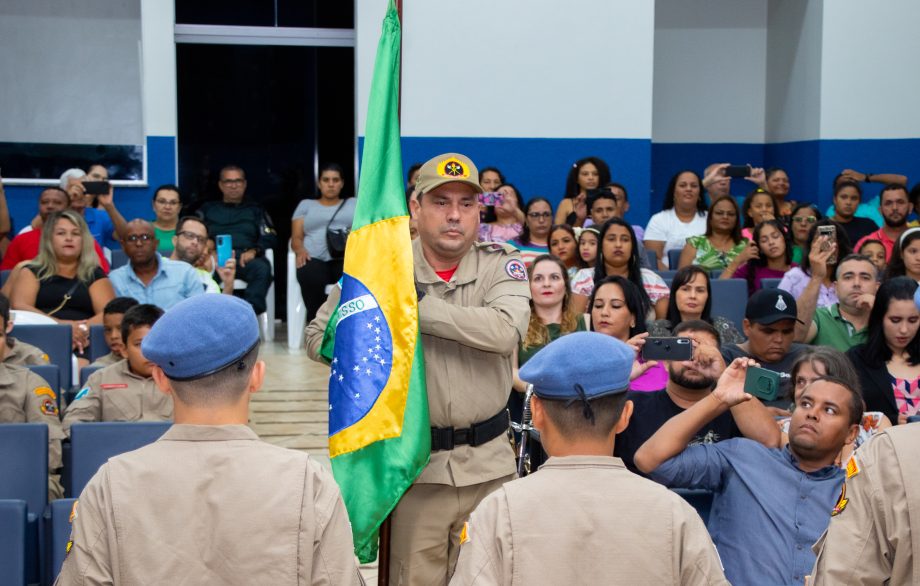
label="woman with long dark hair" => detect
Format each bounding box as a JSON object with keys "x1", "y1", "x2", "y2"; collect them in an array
[
  {"x1": 511, "y1": 197, "x2": 553, "y2": 266},
  {"x1": 721, "y1": 219, "x2": 794, "y2": 295},
  {"x1": 884, "y1": 228, "x2": 920, "y2": 282},
  {"x1": 788, "y1": 203, "x2": 822, "y2": 264},
  {"x1": 554, "y1": 156, "x2": 611, "y2": 227},
  {"x1": 847, "y1": 277, "x2": 920, "y2": 424},
  {"x1": 648, "y1": 266, "x2": 745, "y2": 344},
  {"x1": 778, "y1": 219, "x2": 852, "y2": 308},
  {"x1": 644, "y1": 170, "x2": 708, "y2": 269},
  {"x1": 548, "y1": 224, "x2": 584, "y2": 277},
  {"x1": 677, "y1": 196, "x2": 748, "y2": 271}
]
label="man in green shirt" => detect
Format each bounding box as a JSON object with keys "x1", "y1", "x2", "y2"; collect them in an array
[{"x1": 795, "y1": 251, "x2": 877, "y2": 352}]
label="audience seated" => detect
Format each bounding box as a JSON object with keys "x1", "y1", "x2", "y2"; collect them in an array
[
  {"x1": 795, "y1": 253, "x2": 877, "y2": 351},
  {"x1": 197, "y1": 165, "x2": 277, "y2": 315},
  {"x1": 577, "y1": 226, "x2": 598, "y2": 267},
  {"x1": 829, "y1": 180, "x2": 879, "y2": 245},
  {"x1": 857, "y1": 238, "x2": 887, "y2": 274},
  {"x1": 759, "y1": 167, "x2": 795, "y2": 218},
  {"x1": 478, "y1": 183, "x2": 524, "y2": 244},
  {"x1": 721, "y1": 219, "x2": 794, "y2": 295},
  {"x1": 846, "y1": 277, "x2": 920, "y2": 425},
  {"x1": 883, "y1": 227, "x2": 920, "y2": 282},
  {"x1": 584, "y1": 187, "x2": 617, "y2": 228},
  {"x1": 9, "y1": 210, "x2": 114, "y2": 358},
  {"x1": 478, "y1": 166, "x2": 505, "y2": 192},
  {"x1": 678, "y1": 196, "x2": 748, "y2": 271},
  {"x1": 739, "y1": 188, "x2": 778, "y2": 240},
  {"x1": 171, "y1": 216, "x2": 236, "y2": 294},
  {"x1": 635, "y1": 360, "x2": 862, "y2": 585},
  {"x1": 63, "y1": 304, "x2": 171, "y2": 435},
  {"x1": 60, "y1": 168, "x2": 123, "y2": 250},
  {"x1": 644, "y1": 170, "x2": 707, "y2": 269},
  {"x1": 548, "y1": 224, "x2": 583, "y2": 278},
  {"x1": 788, "y1": 203, "x2": 821, "y2": 264},
  {"x1": 615, "y1": 319, "x2": 778, "y2": 473},
  {"x1": 151, "y1": 184, "x2": 182, "y2": 255},
  {"x1": 571, "y1": 218, "x2": 668, "y2": 317},
  {"x1": 89, "y1": 297, "x2": 139, "y2": 368},
  {"x1": 606, "y1": 182, "x2": 645, "y2": 240},
  {"x1": 826, "y1": 169, "x2": 907, "y2": 226},
  {"x1": 588, "y1": 275, "x2": 667, "y2": 392},
  {"x1": 554, "y1": 156, "x2": 610, "y2": 227},
  {"x1": 511, "y1": 197, "x2": 553, "y2": 266},
  {"x1": 854, "y1": 183, "x2": 913, "y2": 260},
  {"x1": 648, "y1": 266, "x2": 745, "y2": 344},
  {"x1": 701, "y1": 162, "x2": 763, "y2": 208},
  {"x1": 779, "y1": 219, "x2": 852, "y2": 308}
]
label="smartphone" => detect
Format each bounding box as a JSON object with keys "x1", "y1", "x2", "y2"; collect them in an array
[
  {"x1": 744, "y1": 366, "x2": 781, "y2": 401},
  {"x1": 83, "y1": 180, "x2": 110, "y2": 195},
  {"x1": 641, "y1": 337, "x2": 693, "y2": 361},
  {"x1": 478, "y1": 192, "x2": 504, "y2": 207},
  {"x1": 216, "y1": 234, "x2": 233, "y2": 268},
  {"x1": 724, "y1": 164, "x2": 752, "y2": 178},
  {"x1": 817, "y1": 225, "x2": 837, "y2": 264}
]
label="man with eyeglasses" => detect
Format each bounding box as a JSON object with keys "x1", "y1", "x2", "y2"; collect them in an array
[
  {"x1": 151, "y1": 185, "x2": 183, "y2": 255},
  {"x1": 108, "y1": 220, "x2": 203, "y2": 309},
  {"x1": 197, "y1": 165, "x2": 277, "y2": 315},
  {"x1": 854, "y1": 184, "x2": 914, "y2": 261},
  {"x1": 171, "y1": 216, "x2": 236, "y2": 295}
]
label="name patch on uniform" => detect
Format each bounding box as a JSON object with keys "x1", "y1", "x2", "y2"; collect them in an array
[
  {"x1": 831, "y1": 483, "x2": 848, "y2": 516},
  {"x1": 845, "y1": 454, "x2": 860, "y2": 479},
  {"x1": 505, "y1": 259, "x2": 527, "y2": 281},
  {"x1": 101, "y1": 384, "x2": 128, "y2": 390},
  {"x1": 40, "y1": 398, "x2": 58, "y2": 417},
  {"x1": 33, "y1": 386, "x2": 56, "y2": 400}
]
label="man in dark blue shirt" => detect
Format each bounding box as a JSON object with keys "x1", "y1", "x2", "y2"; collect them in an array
[{"x1": 635, "y1": 359, "x2": 862, "y2": 585}]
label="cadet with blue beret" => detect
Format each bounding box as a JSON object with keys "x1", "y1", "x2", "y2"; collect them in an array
[
  {"x1": 57, "y1": 295, "x2": 364, "y2": 585},
  {"x1": 450, "y1": 332, "x2": 728, "y2": 585}
]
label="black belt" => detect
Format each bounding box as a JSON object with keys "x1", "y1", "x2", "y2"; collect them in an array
[{"x1": 431, "y1": 409, "x2": 509, "y2": 452}]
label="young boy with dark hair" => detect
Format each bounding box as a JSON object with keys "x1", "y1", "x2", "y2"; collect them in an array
[
  {"x1": 0, "y1": 295, "x2": 65, "y2": 499},
  {"x1": 0, "y1": 292, "x2": 51, "y2": 365},
  {"x1": 89, "y1": 296, "x2": 139, "y2": 368},
  {"x1": 63, "y1": 304, "x2": 172, "y2": 434}
]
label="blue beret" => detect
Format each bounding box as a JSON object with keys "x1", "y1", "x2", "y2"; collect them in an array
[
  {"x1": 141, "y1": 295, "x2": 260, "y2": 380},
  {"x1": 519, "y1": 332, "x2": 634, "y2": 400}
]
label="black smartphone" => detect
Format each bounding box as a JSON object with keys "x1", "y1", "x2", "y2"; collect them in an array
[
  {"x1": 724, "y1": 165, "x2": 752, "y2": 178},
  {"x1": 744, "y1": 366, "x2": 781, "y2": 401},
  {"x1": 83, "y1": 180, "x2": 110, "y2": 195},
  {"x1": 641, "y1": 337, "x2": 693, "y2": 361}
]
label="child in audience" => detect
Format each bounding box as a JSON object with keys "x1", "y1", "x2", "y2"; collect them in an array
[
  {"x1": 858, "y1": 239, "x2": 887, "y2": 275},
  {"x1": 578, "y1": 227, "x2": 599, "y2": 267},
  {"x1": 739, "y1": 188, "x2": 778, "y2": 240},
  {"x1": 0, "y1": 298, "x2": 65, "y2": 499},
  {"x1": 0, "y1": 292, "x2": 50, "y2": 365},
  {"x1": 89, "y1": 296, "x2": 139, "y2": 368},
  {"x1": 721, "y1": 219, "x2": 795, "y2": 294},
  {"x1": 63, "y1": 304, "x2": 172, "y2": 435},
  {"x1": 884, "y1": 227, "x2": 920, "y2": 282}
]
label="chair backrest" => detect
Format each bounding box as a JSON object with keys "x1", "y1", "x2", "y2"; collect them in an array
[
  {"x1": 0, "y1": 424, "x2": 49, "y2": 515},
  {"x1": 0, "y1": 270, "x2": 10, "y2": 289},
  {"x1": 79, "y1": 365, "x2": 104, "y2": 389},
  {"x1": 657, "y1": 270, "x2": 678, "y2": 283},
  {"x1": 49, "y1": 498, "x2": 78, "y2": 580},
  {"x1": 667, "y1": 248, "x2": 682, "y2": 269},
  {"x1": 88, "y1": 325, "x2": 109, "y2": 363},
  {"x1": 10, "y1": 324, "x2": 72, "y2": 392},
  {"x1": 644, "y1": 248, "x2": 657, "y2": 269},
  {"x1": 25, "y1": 364, "x2": 61, "y2": 398},
  {"x1": 110, "y1": 249, "x2": 129, "y2": 269},
  {"x1": 711, "y1": 279, "x2": 748, "y2": 331},
  {"x1": 672, "y1": 488, "x2": 714, "y2": 525},
  {"x1": 761, "y1": 277, "x2": 782, "y2": 289},
  {"x1": 0, "y1": 499, "x2": 27, "y2": 586},
  {"x1": 69, "y1": 422, "x2": 172, "y2": 497}
]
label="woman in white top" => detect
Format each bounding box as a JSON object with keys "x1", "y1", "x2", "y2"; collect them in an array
[
  {"x1": 644, "y1": 170, "x2": 708, "y2": 269},
  {"x1": 291, "y1": 163, "x2": 356, "y2": 320}
]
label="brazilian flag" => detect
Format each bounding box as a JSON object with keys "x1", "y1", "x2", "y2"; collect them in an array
[{"x1": 321, "y1": 0, "x2": 430, "y2": 563}]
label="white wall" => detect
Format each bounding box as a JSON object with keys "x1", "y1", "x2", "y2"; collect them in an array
[
  {"x1": 652, "y1": 0, "x2": 768, "y2": 144},
  {"x1": 140, "y1": 0, "x2": 176, "y2": 137},
  {"x1": 358, "y1": 0, "x2": 656, "y2": 139},
  {"x1": 0, "y1": 0, "x2": 143, "y2": 145},
  {"x1": 819, "y1": 0, "x2": 920, "y2": 139}
]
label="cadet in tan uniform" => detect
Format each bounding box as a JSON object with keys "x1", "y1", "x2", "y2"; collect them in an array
[
  {"x1": 810, "y1": 423, "x2": 920, "y2": 584},
  {"x1": 62, "y1": 304, "x2": 171, "y2": 434},
  {"x1": 88, "y1": 296, "x2": 138, "y2": 368},
  {"x1": 0, "y1": 292, "x2": 50, "y2": 366},
  {"x1": 57, "y1": 294, "x2": 363, "y2": 585},
  {"x1": 450, "y1": 332, "x2": 728, "y2": 585},
  {"x1": 306, "y1": 153, "x2": 531, "y2": 584}
]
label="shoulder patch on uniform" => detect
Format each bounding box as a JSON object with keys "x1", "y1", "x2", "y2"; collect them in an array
[
  {"x1": 40, "y1": 397, "x2": 58, "y2": 417},
  {"x1": 845, "y1": 454, "x2": 860, "y2": 479},
  {"x1": 831, "y1": 483, "x2": 848, "y2": 516},
  {"x1": 505, "y1": 259, "x2": 527, "y2": 281},
  {"x1": 460, "y1": 521, "x2": 470, "y2": 544},
  {"x1": 33, "y1": 386, "x2": 56, "y2": 400}
]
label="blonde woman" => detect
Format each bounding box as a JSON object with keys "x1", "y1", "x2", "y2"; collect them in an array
[{"x1": 11, "y1": 210, "x2": 114, "y2": 354}]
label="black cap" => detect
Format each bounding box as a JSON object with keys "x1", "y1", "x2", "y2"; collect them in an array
[{"x1": 745, "y1": 289, "x2": 803, "y2": 325}]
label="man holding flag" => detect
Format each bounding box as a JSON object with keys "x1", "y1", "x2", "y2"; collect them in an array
[{"x1": 307, "y1": 152, "x2": 530, "y2": 584}]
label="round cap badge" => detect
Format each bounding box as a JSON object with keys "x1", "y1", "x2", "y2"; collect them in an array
[{"x1": 436, "y1": 157, "x2": 470, "y2": 179}]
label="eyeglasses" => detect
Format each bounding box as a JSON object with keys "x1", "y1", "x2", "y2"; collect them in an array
[
  {"x1": 527, "y1": 212, "x2": 552, "y2": 219},
  {"x1": 155, "y1": 199, "x2": 180, "y2": 206},
  {"x1": 711, "y1": 211, "x2": 737, "y2": 218},
  {"x1": 220, "y1": 178, "x2": 245, "y2": 185},
  {"x1": 177, "y1": 231, "x2": 207, "y2": 244},
  {"x1": 125, "y1": 234, "x2": 154, "y2": 243},
  {"x1": 792, "y1": 216, "x2": 817, "y2": 224}
]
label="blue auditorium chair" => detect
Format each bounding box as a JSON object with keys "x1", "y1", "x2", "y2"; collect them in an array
[
  {"x1": 68, "y1": 422, "x2": 172, "y2": 497},
  {"x1": 48, "y1": 498, "x2": 78, "y2": 581},
  {"x1": 110, "y1": 249, "x2": 129, "y2": 269},
  {"x1": 0, "y1": 269, "x2": 10, "y2": 288},
  {"x1": 10, "y1": 324, "x2": 73, "y2": 393},
  {"x1": 667, "y1": 248, "x2": 682, "y2": 269},
  {"x1": 78, "y1": 365, "x2": 103, "y2": 389},
  {"x1": 673, "y1": 488, "x2": 714, "y2": 525},
  {"x1": 711, "y1": 278, "x2": 748, "y2": 331},
  {"x1": 658, "y1": 270, "x2": 678, "y2": 285},
  {"x1": 87, "y1": 325, "x2": 109, "y2": 363},
  {"x1": 0, "y1": 499, "x2": 28, "y2": 586},
  {"x1": 25, "y1": 364, "x2": 61, "y2": 400},
  {"x1": 760, "y1": 277, "x2": 782, "y2": 289},
  {"x1": 644, "y1": 248, "x2": 657, "y2": 268}
]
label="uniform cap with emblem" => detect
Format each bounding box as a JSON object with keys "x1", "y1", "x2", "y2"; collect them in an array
[
  {"x1": 415, "y1": 152, "x2": 481, "y2": 195},
  {"x1": 745, "y1": 288, "x2": 803, "y2": 325},
  {"x1": 141, "y1": 295, "x2": 260, "y2": 381},
  {"x1": 520, "y1": 331, "x2": 634, "y2": 401}
]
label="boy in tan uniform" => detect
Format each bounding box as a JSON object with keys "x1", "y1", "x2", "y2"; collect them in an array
[
  {"x1": 88, "y1": 296, "x2": 138, "y2": 368},
  {"x1": 63, "y1": 304, "x2": 171, "y2": 435},
  {"x1": 57, "y1": 294, "x2": 363, "y2": 584},
  {"x1": 450, "y1": 332, "x2": 728, "y2": 585}
]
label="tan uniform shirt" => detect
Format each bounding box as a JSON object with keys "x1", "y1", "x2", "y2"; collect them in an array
[
  {"x1": 811, "y1": 425, "x2": 920, "y2": 584},
  {"x1": 55, "y1": 424, "x2": 364, "y2": 585},
  {"x1": 62, "y1": 360, "x2": 173, "y2": 435},
  {"x1": 307, "y1": 239, "x2": 530, "y2": 487},
  {"x1": 0, "y1": 362, "x2": 65, "y2": 498},
  {"x1": 450, "y1": 456, "x2": 729, "y2": 586},
  {"x1": 5, "y1": 337, "x2": 50, "y2": 366},
  {"x1": 88, "y1": 351, "x2": 121, "y2": 369}
]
